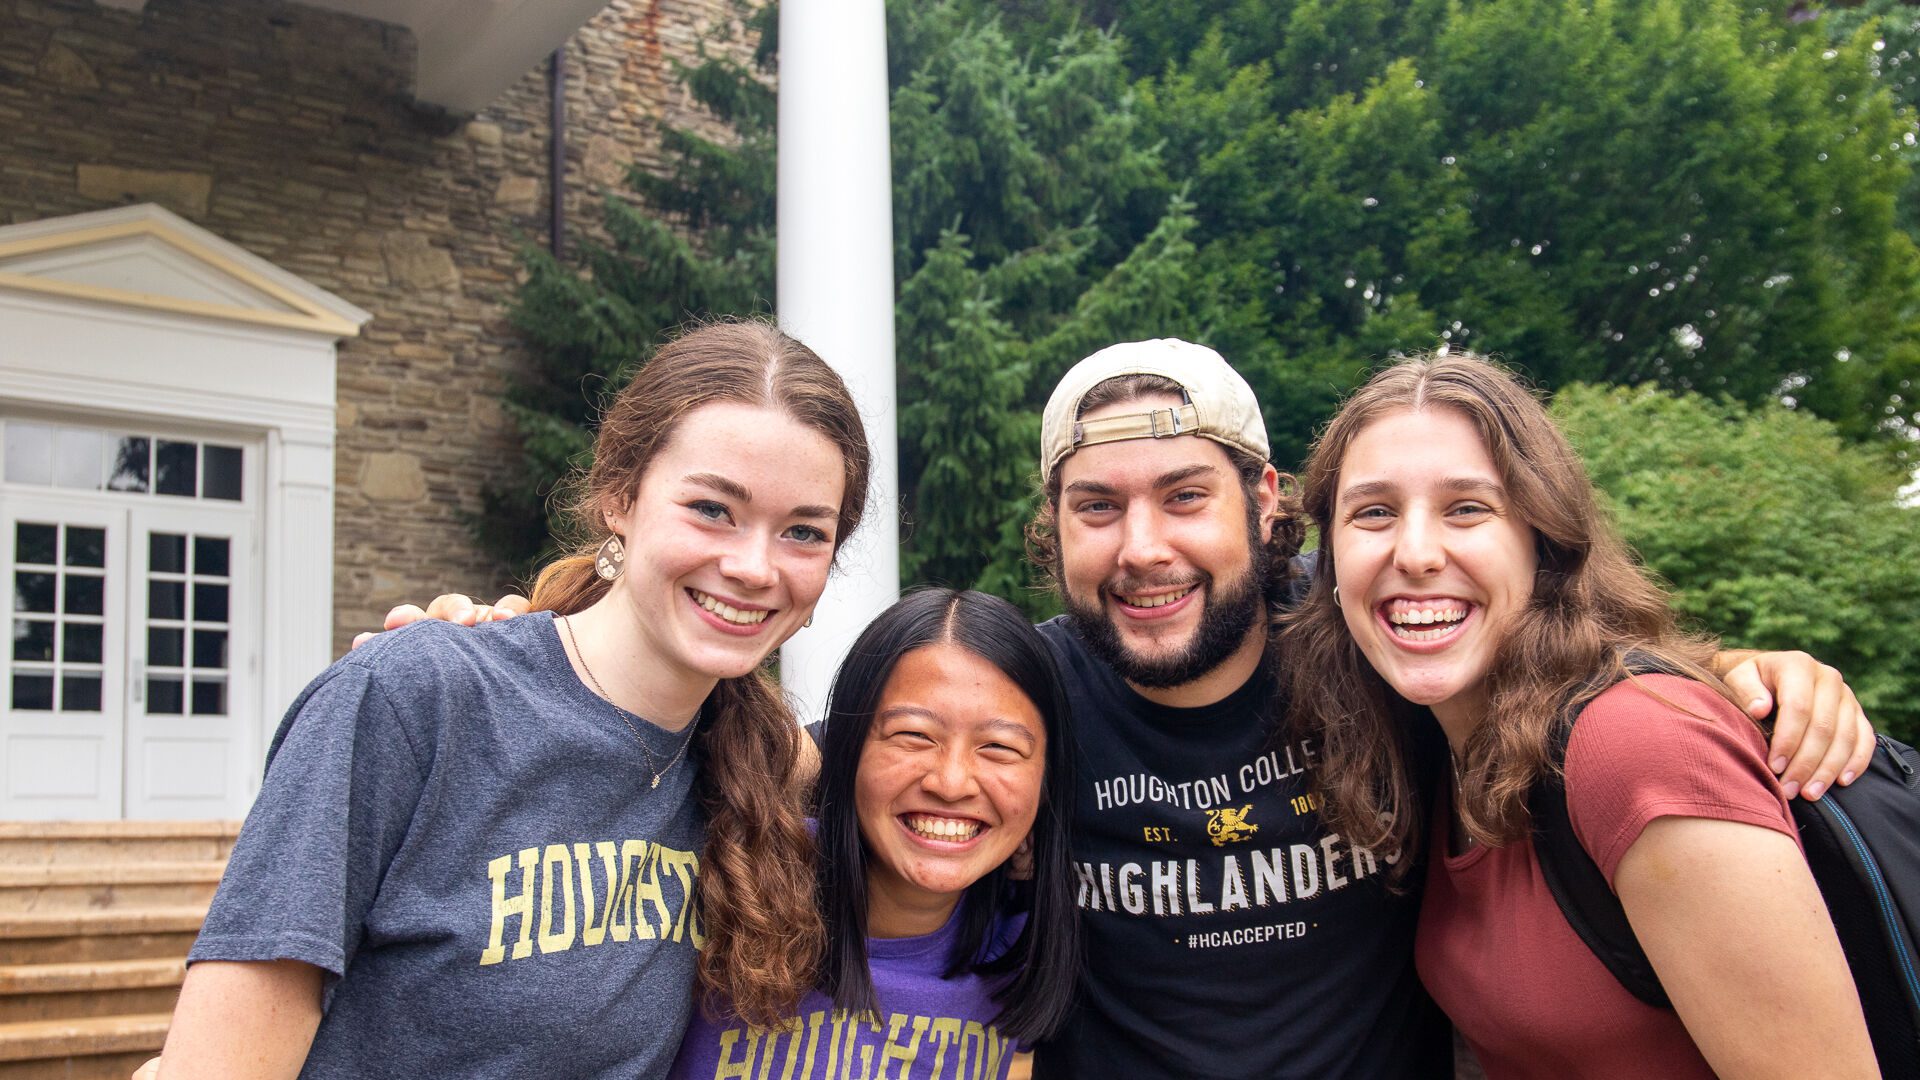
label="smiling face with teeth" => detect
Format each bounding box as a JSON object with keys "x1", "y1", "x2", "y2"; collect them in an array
[
  {"x1": 594, "y1": 401, "x2": 846, "y2": 712},
  {"x1": 855, "y1": 643, "x2": 1046, "y2": 937},
  {"x1": 1329, "y1": 406, "x2": 1538, "y2": 730},
  {"x1": 1053, "y1": 393, "x2": 1281, "y2": 703}
]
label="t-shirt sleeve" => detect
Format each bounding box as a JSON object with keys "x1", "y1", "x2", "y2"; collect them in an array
[
  {"x1": 188, "y1": 660, "x2": 428, "y2": 980},
  {"x1": 1564, "y1": 674, "x2": 1796, "y2": 887}
]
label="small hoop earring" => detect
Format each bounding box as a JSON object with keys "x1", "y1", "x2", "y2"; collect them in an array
[
  {"x1": 1332, "y1": 585, "x2": 1341, "y2": 604},
  {"x1": 803, "y1": 614, "x2": 814, "y2": 628},
  {"x1": 593, "y1": 534, "x2": 626, "y2": 581}
]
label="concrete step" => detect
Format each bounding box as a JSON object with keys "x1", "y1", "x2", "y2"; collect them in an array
[
  {"x1": 0, "y1": 864, "x2": 224, "y2": 915},
  {"x1": 0, "y1": 823, "x2": 238, "y2": 867},
  {"x1": 0, "y1": 908, "x2": 206, "y2": 965},
  {"x1": 0, "y1": 959, "x2": 185, "y2": 1024},
  {"x1": 0, "y1": 1050, "x2": 160, "y2": 1080},
  {"x1": 0, "y1": 1014, "x2": 169, "y2": 1064}
]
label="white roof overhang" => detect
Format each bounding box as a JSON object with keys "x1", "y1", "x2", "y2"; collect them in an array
[{"x1": 94, "y1": 0, "x2": 613, "y2": 114}]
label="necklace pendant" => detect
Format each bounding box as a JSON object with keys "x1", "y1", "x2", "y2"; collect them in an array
[{"x1": 651, "y1": 775, "x2": 661, "y2": 790}]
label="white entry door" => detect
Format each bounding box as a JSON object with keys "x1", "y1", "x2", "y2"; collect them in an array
[
  {"x1": 3, "y1": 495, "x2": 125, "y2": 818},
  {"x1": 3, "y1": 495, "x2": 252, "y2": 819},
  {"x1": 124, "y1": 504, "x2": 252, "y2": 819}
]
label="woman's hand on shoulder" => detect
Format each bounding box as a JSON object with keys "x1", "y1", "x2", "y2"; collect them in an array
[
  {"x1": 349, "y1": 593, "x2": 531, "y2": 650},
  {"x1": 1715, "y1": 649, "x2": 1875, "y2": 802},
  {"x1": 1615, "y1": 816, "x2": 1876, "y2": 1079}
]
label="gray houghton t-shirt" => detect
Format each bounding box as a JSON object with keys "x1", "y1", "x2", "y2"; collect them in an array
[{"x1": 190, "y1": 612, "x2": 707, "y2": 1078}]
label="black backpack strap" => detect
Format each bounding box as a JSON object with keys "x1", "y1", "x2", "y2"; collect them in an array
[{"x1": 1528, "y1": 653, "x2": 1676, "y2": 1008}]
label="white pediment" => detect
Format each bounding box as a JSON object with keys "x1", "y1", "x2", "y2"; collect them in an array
[{"x1": 0, "y1": 204, "x2": 371, "y2": 338}]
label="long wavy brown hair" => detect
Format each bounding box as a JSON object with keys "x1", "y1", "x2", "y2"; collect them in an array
[
  {"x1": 528, "y1": 319, "x2": 870, "y2": 1026},
  {"x1": 1281, "y1": 351, "x2": 1731, "y2": 863}
]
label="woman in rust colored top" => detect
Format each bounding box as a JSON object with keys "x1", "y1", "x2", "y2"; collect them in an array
[{"x1": 1280, "y1": 351, "x2": 1876, "y2": 1079}]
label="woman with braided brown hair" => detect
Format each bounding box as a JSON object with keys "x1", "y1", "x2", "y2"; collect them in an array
[{"x1": 151, "y1": 320, "x2": 869, "y2": 1079}]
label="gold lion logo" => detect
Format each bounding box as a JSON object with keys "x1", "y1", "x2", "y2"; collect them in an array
[{"x1": 1206, "y1": 805, "x2": 1259, "y2": 846}]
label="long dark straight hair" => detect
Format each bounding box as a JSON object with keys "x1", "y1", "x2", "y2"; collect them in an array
[{"x1": 814, "y1": 588, "x2": 1081, "y2": 1045}]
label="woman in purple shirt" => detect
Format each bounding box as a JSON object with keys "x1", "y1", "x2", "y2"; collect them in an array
[{"x1": 671, "y1": 588, "x2": 1081, "y2": 1080}]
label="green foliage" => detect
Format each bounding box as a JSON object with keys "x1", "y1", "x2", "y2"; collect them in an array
[
  {"x1": 1554, "y1": 383, "x2": 1920, "y2": 742},
  {"x1": 887, "y1": 7, "x2": 1211, "y2": 614},
  {"x1": 1116, "y1": 0, "x2": 1920, "y2": 465},
  {"x1": 488, "y1": 0, "x2": 1920, "y2": 648}
]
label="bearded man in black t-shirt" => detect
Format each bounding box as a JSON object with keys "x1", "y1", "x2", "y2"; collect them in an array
[{"x1": 1021, "y1": 339, "x2": 1448, "y2": 1077}]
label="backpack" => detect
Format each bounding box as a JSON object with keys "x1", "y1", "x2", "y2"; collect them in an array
[{"x1": 1529, "y1": 664, "x2": 1920, "y2": 1076}]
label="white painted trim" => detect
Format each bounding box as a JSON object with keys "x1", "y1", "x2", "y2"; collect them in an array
[{"x1": 0, "y1": 204, "x2": 372, "y2": 336}]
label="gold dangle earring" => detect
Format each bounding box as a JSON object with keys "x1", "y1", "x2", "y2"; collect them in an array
[{"x1": 593, "y1": 534, "x2": 627, "y2": 581}]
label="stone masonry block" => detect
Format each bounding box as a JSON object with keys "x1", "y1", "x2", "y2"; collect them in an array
[
  {"x1": 360, "y1": 452, "x2": 429, "y2": 502},
  {"x1": 380, "y1": 231, "x2": 461, "y2": 291},
  {"x1": 75, "y1": 164, "x2": 211, "y2": 217},
  {"x1": 38, "y1": 42, "x2": 98, "y2": 89}
]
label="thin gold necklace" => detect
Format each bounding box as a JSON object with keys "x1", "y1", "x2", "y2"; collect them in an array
[{"x1": 561, "y1": 615, "x2": 698, "y2": 790}]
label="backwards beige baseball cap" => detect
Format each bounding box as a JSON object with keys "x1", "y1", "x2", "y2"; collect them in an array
[{"x1": 1040, "y1": 338, "x2": 1269, "y2": 484}]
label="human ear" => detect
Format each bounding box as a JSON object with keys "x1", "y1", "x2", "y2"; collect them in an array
[{"x1": 1255, "y1": 464, "x2": 1282, "y2": 542}]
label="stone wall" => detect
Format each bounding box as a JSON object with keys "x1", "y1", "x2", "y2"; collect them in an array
[{"x1": 0, "y1": 0, "x2": 759, "y2": 653}]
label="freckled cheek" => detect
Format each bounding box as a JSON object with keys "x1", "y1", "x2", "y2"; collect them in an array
[
  {"x1": 853, "y1": 759, "x2": 911, "y2": 823},
  {"x1": 987, "y1": 770, "x2": 1046, "y2": 831},
  {"x1": 782, "y1": 558, "x2": 835, "y2": 606}
]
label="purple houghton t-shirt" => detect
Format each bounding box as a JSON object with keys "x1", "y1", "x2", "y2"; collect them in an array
[{"x1": 668, "y1": 905, "x2": 1024, "y2": 1080}]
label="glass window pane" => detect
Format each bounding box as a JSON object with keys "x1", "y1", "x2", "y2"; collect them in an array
[
  {"x1": 148, "y1": 626, "x2": 184, "y2": 667},
  {"x1": 13, "y1": 619, "x2": 54, "y2": 662},
  {"x1": 192, "y1": 583, "x2": 228, "y2": 623},
  {"x1": 203, "y1": 445, "x2": 242, "y2": 501},
  {"x1": 156, "y1": 441, "x2": 197, "y2": 497},
  {"x1": 65, "y1": 527, "x2": 105, "y2": 568},
  {"x1": 16, "y1": 523, "x2": 58, "y2": 566},
  {"x1": 4, "y1": 423, "x2": 53, "y2": 485},
  {"x1": 64, "y1": 623, "x2": 102, "y2": 665},
  {"x1": 148, "y1": 580, "x2": 185, "y2": 620},
  {"x1": 14, "y1": 572, "x2": 55, "y2": 613},
  {"x1": 64, "y1": 574, "x2": 104, "y2": 616},
  {"x1": 61, "y1": 675, "x2": 102, "y2": 712},
  {"x1": 191, "y1": 629, "x2": 227, "y2": 669},
  {"x1": 12, "y1": 672, "x2": 54, "y2": 710},
  {"x1": 190, "y1": 679, "x2": 226, "y2": 715},
  {"x1": 108, "y1": 436, "x2": 150, "y2": 493},
  {"x1": 150, "y1": 534, "x2": 186, "y2": 574},
  {"x1": 193, "y1": 537, "x2": 230, "y2": 578},
  {"x1": 147, "y1": 677, "x2": 183, "y2": 715},
  {"x1": 52, "y1": 428, "x2": 105, "y2": 491}
]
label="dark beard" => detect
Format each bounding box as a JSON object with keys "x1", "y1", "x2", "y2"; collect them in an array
[{"x1": 1062, "y1": 539, "x2": 1269, "y2": 691}]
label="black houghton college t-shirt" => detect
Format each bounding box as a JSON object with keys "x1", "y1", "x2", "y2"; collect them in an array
[{"x1": 1032, "y1": 617, "x2": 1447, "y2": 1078}]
